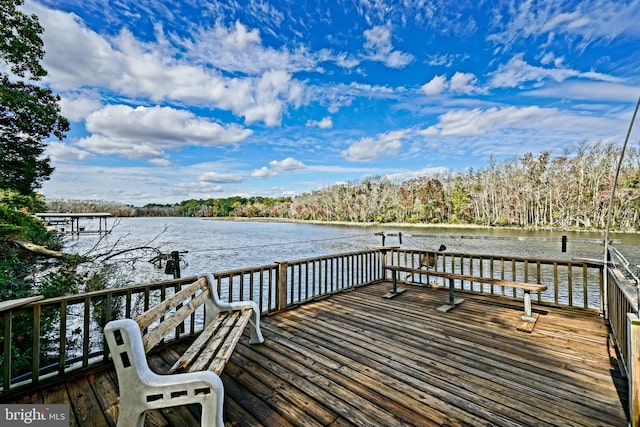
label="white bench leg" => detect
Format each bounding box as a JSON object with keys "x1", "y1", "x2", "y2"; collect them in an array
[
  {"x1": 116, "y1": 406, "x2": 146, "y2": 427},
  {"x1": 201, "y1": 388, "x2": 225, "y2": 427}
]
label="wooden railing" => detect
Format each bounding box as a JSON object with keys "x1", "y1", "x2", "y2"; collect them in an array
[
  {"x1": 207, "y1": 250, "x2": 383, "y2": 313},
  {"x1": 607, "y1": 267, "x2": 637, "y2": 373},
  {"x1": 602, "y1": 247, "x2": 640, "y2": 426},
  {"x1": 0, "y1": 246, "x2": 633, "y2": 401},
  {"x1": 0, "y1": 276, "x2": 200, "y2": 395}
]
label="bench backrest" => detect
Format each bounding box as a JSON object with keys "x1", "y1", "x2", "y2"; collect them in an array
[{"x1": 135, "y1": 277, "x2": 211, "y2": 352}]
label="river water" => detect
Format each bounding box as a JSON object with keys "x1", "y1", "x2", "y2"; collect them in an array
[{"x1": 60, "y1": 217, "x2": 640, "y2": 285}]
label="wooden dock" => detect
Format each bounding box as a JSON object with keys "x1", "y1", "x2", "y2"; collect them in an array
[
  {"x1": 5, "y1": 282, "x2": 628, "y2": 426},
  {"x1": 34, "y1": 212, "x2": 112, "y2": 234}
]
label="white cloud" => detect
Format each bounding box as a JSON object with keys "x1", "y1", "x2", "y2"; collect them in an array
[
  {"x1": 312, "y1": 81, "x2": 398, "y2": 114},
  {"x1": 421, "y1": 73, "x2": 482, "y2": 95},
  {"x1": 251, "y1": 157, "x2": 306, "y2": 178},
  {"x1": 197, "y1": 172, "x2": 244, "y2": 183},
  {"x1": 174, "y1": 182, "x2": 224, "y2": 193},
  {"x1": 149, "y1": 158, "x2": 172, "y2": 167},
  {"x1": 242, "y1": 70, "x2": 305, "y2": 126},
  {"x1": 342, "y1": 130, "x2": 407, "y2": 162},
  {"x1": 170, "y1": 18, "x2": 364, "y2": 76},
  {"x1": 221, "y1": 20, "x2": 261, "y2": 51},
  {"x1": 30, "y1": 4, "x2": 306, "y2": 127},
  {"x1": 176, "y1": 20, "x2": 320, "y2": 75},
  {"x1": 30, "y1": 5, "x2": 125, "y2": 89},
  {"x1": 524, "y1": 81, "x2": 640, "y2": 102},
  {"x1": 335, "y1": 52, "x2": 361, "y2": 68},
  {"x1": 42, "y1": 162, "x2": 246, "y2": 205},
  {"x1": 46, "y1": 142, "x2": 92, "y2": 162},
  {"x1": 306, "y1": 117, "x2": 333, "y2": 129},
  {"x1": 540, "y1": 11, "x2": 584, "y2": 33},
  {"x1": 449, "y1": 72, "x2": 479, "y2": 94},
  {"x1": 488, "y1": 0, "x2": 640, "y2": 50},
  {"x1": 251, "y1": 167, "x2": 275, "y2": 179},
  {"x1": 418, "y1": 127, "x2": 439, "y2": 137},
  {"x1": 58, "y1": 92, "x2": 102, "y2": 122},
  {"x1": 76, "y1": 105, "x2": 252, "y2": 161},
  {"x1": 363, "y1": 25, "x2": 413, "y2": 68},
  {"x1": 424, "y1": 106, "x2": 559, "y2": 138},
  {"x1": 273, "y1": 157, "x2": 306, "y2": 172},
  {"x1": 421, "y1": 75, "x2": 447, "y2": 95},
  {"x1": 426, "y1": 53, "x2": 467, "y2": 67},
  {"x1": 489, "y1": 54, "x2": 623, "y2": 88}
]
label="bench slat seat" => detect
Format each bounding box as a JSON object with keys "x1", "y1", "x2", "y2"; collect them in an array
[
  {"x1": 170, "y1": 308, "x2": 253, "y2": 375},
  {"x1": 386, "y1": 265, "x2": 547, "y2": 330},
  {"x1": 388, "y1": 265, "x2": 547, "y2": 292}
]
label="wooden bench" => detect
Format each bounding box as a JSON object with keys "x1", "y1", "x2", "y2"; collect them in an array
[
  {"x1": 104, "y1": 273, "x2": 264, "y2": 427},
  {"x1": 385, "y1": 265, "x2": 547, "y2": 332}
]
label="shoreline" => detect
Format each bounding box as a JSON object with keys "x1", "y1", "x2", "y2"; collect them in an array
[{"x1": 203, "y1": 216, "x2": 634, "y2": 234}]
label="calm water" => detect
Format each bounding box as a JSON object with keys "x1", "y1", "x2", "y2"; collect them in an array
[{"x1": 61, "y1": 217, "x2": 640, "y2": 284}]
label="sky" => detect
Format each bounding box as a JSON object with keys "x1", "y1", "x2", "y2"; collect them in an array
[{"x1": 19, "y1": 0, "x2": 640, "y2": 206}]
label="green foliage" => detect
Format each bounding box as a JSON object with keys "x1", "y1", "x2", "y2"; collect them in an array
[
  {"x1": 0, "y1": 249, "x2": 31, "y2": 299},
  {"x1": 0, "y1": 76, "x2": 69, "y2": 194},
  {"x1": 36, "y1": 267, "x2": 80, "y2": 298},
  {"x1": 0, "y1": 202, "x2": 86, "y2": 382},
  {"x1": 0, "y1": 205, "x2": 65, "y2": 302},
  {"x1": 0, "y1": 0, "x2": 46, "y2": 80},
  {"x1": 0, "y1": 189, "x2": 47, "y2": 212},
  {"x1": 0, "y1": 203, "x2": 60, "y2": 248},
  {"x1": 0, "y1": 0, "x2": 69, "y2": 194}
]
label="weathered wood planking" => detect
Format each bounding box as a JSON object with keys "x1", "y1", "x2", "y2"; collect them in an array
[
  {"x1": 230, "y1": 284, "x2": 626, "y2": 426},
  {"x1": 5, "y1": 282, "x2": 628, "y2": 427},
  {"x1": 325, "y1": 292, "x2": 620, "y2": 424}
]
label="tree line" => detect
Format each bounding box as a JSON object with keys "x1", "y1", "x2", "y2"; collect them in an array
[{"x1": 47, "y1": 141, "x2": 640, "y2": 231}]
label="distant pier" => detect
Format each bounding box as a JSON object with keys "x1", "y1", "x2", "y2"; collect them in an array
[{"x1": 34, "y1": 212, "x2": 112, "y2": 234}]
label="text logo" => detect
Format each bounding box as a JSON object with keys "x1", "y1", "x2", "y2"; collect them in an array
[{"x1": 0, "y1": 405, "x2": 69, "y2": 426}]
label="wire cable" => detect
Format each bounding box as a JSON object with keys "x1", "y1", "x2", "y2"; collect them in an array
[{"x1": 184, "y1": 231, "x2": 376, "y2": 254}]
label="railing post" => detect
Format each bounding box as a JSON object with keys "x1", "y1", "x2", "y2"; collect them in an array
[
  {"x1": 276, "y1": 261, "x2": 289, "y2": 311},
  {"x1": 628, "y1": 313, "x2": 640, "y2": 427},
  {"x1": 374, "y1": 246, "x2": 398, "y2": 281}
]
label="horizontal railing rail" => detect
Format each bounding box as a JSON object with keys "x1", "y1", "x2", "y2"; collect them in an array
[{"x1": 211, "y1": 263, "x2": 279, "y2": 313}]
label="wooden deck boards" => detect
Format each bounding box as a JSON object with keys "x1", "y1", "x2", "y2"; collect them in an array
[{"x1": 4, "y1": 282, "x2": 628, "y2": 426}]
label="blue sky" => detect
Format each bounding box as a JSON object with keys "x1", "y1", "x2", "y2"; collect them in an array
[{"x1": 22, "y1": 0, "x2": 640, "y2": 205}]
